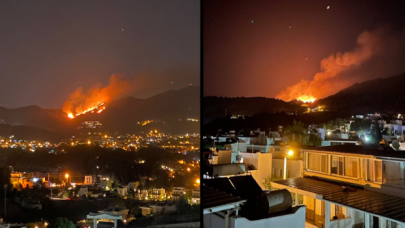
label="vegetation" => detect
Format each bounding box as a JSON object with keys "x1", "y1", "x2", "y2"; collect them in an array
[
  {"x1": 349, "y1": 118, "x2": 371, "y2": 133},
  {"x1": 305, "y1": 134, "x2": 322, "y2": 146},
  {"x1": 48, "y1": 218, "x2": 75, "y2": 228},
  {"x1": 285, "y1": 120, "x2": 308, "y2": 146},
  {"x1": 322, "y1": 118, "x2": 347, "y2": 131}
]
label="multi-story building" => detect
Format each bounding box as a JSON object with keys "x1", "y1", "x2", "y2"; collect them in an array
[
  {"x1": 171, "y1": 187, "x2": 185, "y2": 201},
  {"x1": 151, "y1": 188, "x2": 165, "y2": 200},
  {"x1": 272, "y1": 145, "x2": 405, "y2": 228},
  {"x1": 191, "y1": 189, "x2": 200, "y2": 204}
]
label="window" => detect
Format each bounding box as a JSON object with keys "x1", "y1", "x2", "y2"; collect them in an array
[
  {"x1": 385, "y1": 161, "x2": 401, "y2": 186},
  {"x1": 331, "y1": 156, "x2": 344, "y2": 176},
  {"x1": 364, "y1": 159, "x2": 382, "y2": 183},
  {"x1": 307, "y1": 153, "x2": 327, "y2": 173},
  {"x1": 344, "y1": 157, "x2": 359, "y2": 178},
  {"x1": 374, "y1": 160, "x2": 382, "y2": 183},
  {"x1": 331, "y1": 156, "x2": 359, "y2": 178}
]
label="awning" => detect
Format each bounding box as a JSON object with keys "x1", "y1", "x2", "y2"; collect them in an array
[
  {"x1": 272, "y1": 177, "x2": 405, "y2": 223},
  {"x1": 203, "y1": 186, "x2": 246, "y2": 214}
]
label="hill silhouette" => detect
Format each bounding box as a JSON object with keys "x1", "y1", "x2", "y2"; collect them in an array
[
  {"x1": 319, "y1": 73, "x2": 405, "y2": 114},
  {"x1": 203, "y1": 96, "x2": 304, "y2": 124},
  {"x1": 0, "y1": 86, "x2": 200, "y2": 140}
]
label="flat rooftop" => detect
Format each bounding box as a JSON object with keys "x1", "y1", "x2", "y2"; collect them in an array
[
  {"x1": 302, "y1": 145, "x2": 405, "y2": 159},
  {"x1": 272, "y1": 177, "x2": 405, "y2": 223}
]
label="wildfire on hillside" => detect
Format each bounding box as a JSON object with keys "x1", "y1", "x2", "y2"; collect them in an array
[
  {"x1": 276, "y1": 29, "x2": 381, "y2": 102},
  {"x1": 296, "y1": 95, "x2": 316, "y2": 103},
  {"x1": 67, "y1": 103, "x2": 106, "y2": 119},
  {"x1": 63, "y1": 74, "x2": 132, "y2": 119}
]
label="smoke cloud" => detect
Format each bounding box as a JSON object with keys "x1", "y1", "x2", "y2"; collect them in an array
[
  {"x1": 276, "y1": 27, "x2": 405, "y2": 102},
  {"x1": 62, "y1": 74, "x2": 132, "y2": 117}
]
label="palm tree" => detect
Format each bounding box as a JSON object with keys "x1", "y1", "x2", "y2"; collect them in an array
[{"x1": 285, "y1": 120, "x2": 308, "y2": 145}]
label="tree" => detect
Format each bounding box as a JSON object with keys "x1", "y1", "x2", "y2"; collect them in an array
[
  {"x1": 0, "y1": 166, "x2": 11, "y2": 196},
  {"x1": 305, "y1": 134, "x2": 322, "y2": 146},
  {"x1": 50, "y1": 177, "x2": 62, "y2": 185},
  {"x1": 350, "y1": 118, "x2": 371, "y2": 133},
  {"x1": 48, "y1": 218, "x2": 75, "y2": 228},
  {"x1": 176, "y1": 195, "x2": 190, "y2": 214},
  {"x1": 285, "y1": 120, "x2": 308, "y2": 145}
]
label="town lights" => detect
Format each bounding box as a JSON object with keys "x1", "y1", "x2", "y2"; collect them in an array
[
  {"x1": 87, "y1": 140, "x2": 91, "y2": 144},
  {"x1": 196, "y1": 179, "x2": 200, "y2": 184}
]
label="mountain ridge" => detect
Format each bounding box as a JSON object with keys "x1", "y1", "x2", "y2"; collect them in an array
[{"x1": 0, "y1": 86, "x2": 200, "y2": 140}]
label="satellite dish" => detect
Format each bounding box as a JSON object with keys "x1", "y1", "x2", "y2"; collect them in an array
[{"x1": 392, "y1": 140, "x2": 400, "y2": 150}]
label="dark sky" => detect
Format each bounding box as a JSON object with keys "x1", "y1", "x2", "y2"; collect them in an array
[
  {"x1": 0, "y1": 0, "x2": 200, "y2": 108},
  {"x1": 203, "y1": 0, "x2": 405, "y2": 99}
]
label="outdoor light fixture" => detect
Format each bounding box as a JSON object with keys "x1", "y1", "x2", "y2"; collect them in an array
[{"x1": 288, "y1": 150, "x2": 294, "y2": 156}]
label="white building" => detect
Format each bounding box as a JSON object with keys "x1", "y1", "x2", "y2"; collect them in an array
[
  {"x1": 191, "y1": 189, "x2": 200, "y2": 204},
  {"x1": 117, "y1": 186, "x2": 128, "y2": 197},
  {"x1": 78, "y1": 186, "x2": 88, "y2": 197},
  {"x1": 172, "y1": 187, "x2": 185, "y2": 200},
  {"x1": 272, "y1": 145, "x2": 405, "y2": 228},
  {"x1": 84, "y1": 175, "x2": 93, "y2": 185},
  {"x1": 152, "y1": 188, "x2": 165, "y2": 200}
]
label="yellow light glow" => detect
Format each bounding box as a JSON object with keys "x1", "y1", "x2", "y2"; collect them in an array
[
  {"x1": 187, "y1": 168, "x2": 190, "y2": 171},
  {"x1": 196, "y1": 179, "x2": 200, "y2": 184},
  {"x1": 296, "y1": 95, "x2": 316, "y2": 103},
  {"x1": 288, "y1": 150, "x2": 294, "y2": 156},
  {"x1": 88, "y1": 141, "x2": 91, "y2": 144},
  {"x1": 68, "y1": 114, "x2": 74, "y2": 119},
  {"x1": 65, "y1": 174, "x2": 69, "y2": 178}
]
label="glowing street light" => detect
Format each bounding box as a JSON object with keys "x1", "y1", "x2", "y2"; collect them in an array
[
  {"x1": 196, "y1": 179, "x2": 200, "y2": 184},
  {"x1": 284, "y1": 149, "x2": 294, "y2": 180}
]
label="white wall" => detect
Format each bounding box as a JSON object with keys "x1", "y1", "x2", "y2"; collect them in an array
[
  {"x1": 203, "y1": 213, "x2": 225, "y2": 228},
  {"x1": 272, "y1": 158, "x2": 303, "y2": 179},
  {"x1": 230, "y1": 206, "x2": 306, "y2": 228},
  {"x1": 239, "y1": 152, "x2": 272, "y2": 189}
]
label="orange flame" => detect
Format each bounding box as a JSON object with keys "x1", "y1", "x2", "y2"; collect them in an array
[
  {"x1": 296, "y1": 95, "x2": 316, "y2": 103},
  {"x1": 276, "y1": 29, "x2": 382, "y2": 101},
  {"x1": 63, "y1": 75, "x2": 132, "y2": 118}
]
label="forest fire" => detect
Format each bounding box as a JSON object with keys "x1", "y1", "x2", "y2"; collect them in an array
[
  {"x1": 63, "y1": 74, "x2": 132, "y2": 119},
  {"x1": 296, "y1": 95, "x2": 316, "y2": 103},
  {"x1": 66, "y1": 103, "x2": 106, "y2": 118},
  {"x1": 276, "y1": 29, "x2": 380, "y2": 102}
]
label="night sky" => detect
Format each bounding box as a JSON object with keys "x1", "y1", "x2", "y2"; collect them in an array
[
  {"x1": 0, "y1": 0, "x2": 200, "y2": 108},
  {"x1": 204, "y1": 0, "x2": 405, "y2": 100}
]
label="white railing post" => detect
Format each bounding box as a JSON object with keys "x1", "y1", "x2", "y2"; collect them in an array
[
  {"x1": 364, "y1": 213, "x2": 370, "y2": 228},
  {"x1": 325, "y1": 201, "x2": 331, "y2": 228}
]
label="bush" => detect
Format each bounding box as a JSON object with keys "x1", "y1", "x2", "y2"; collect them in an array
[{"x1": 48, "y1": 218, "x2": 75, "y2": 228}]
